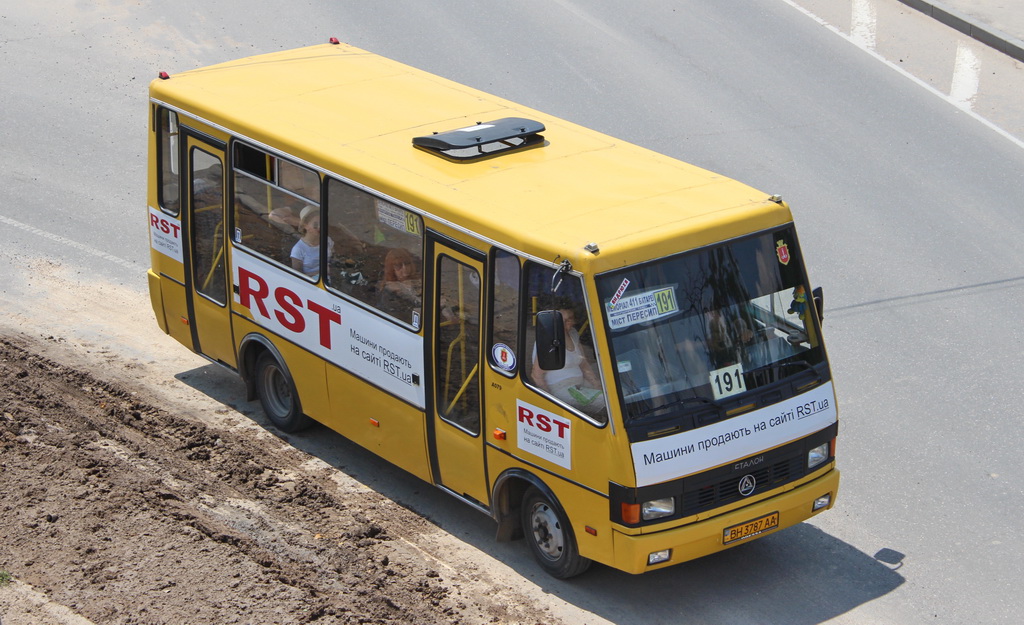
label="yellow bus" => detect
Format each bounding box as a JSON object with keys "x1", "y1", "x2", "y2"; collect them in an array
[{"x1": 147, "y1": 41, "x2": 839, "y2": 577}]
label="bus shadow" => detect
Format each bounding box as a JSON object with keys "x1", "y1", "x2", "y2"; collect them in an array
[
  {"x1": 175, "y1": 363, "x2": 903, "y2": 625},
  {"x1": 556, "y1": 525, "x2": 905, "y2": 625}
]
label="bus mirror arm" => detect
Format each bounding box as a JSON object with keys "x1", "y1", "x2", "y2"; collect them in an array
[
  {"x1": 812, "y1": 287, "x2": 824, "y2": 323},
  {"x1": 550, "y1": 259, "x2": 572, "y2": 294},
  {"x1": 535, "y1": 310, "x2": 567, "y2": 370}
]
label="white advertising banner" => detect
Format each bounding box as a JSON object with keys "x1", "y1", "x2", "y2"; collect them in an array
[
  {"x1": 233, "y1": 251, "x2": 425, "y2": 408},
  {"x1": 149, "y1": 206, "x2": 183, "y2": 263},
  {"x1": 631, "y1": 381, "x2": 837, "y2": 487},
  {"x1": 516, "y1": 399, "x2": 572, "y2": 470}
]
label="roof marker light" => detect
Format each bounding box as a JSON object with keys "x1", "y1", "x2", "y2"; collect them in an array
[
  {"x1": 158, "y1": 71, "x2": 170, "y2": 80},
  {"x1": 329, "y1": 37, "x2": 341, "y2": 44}
]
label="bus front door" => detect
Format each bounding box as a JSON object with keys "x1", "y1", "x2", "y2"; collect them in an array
[
  {"x1": 429, "y1": 242, "x2": 489, "y2": 505},
  {"x1": 182, "y1": 131, "x2": 236, "y2": 367}
]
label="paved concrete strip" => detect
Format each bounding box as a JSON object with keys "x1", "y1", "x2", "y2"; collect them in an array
[{"x1": 897, "y1": 0, "x2": 1024, "y2": 62}]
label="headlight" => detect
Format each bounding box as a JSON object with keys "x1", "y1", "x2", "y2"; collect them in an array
[
  {"x1": 808, "y1": 442, "x2": 829, "y2": 469},
  {"x1": 642, "y1": 497, "x2": 675, "y2": 521}
]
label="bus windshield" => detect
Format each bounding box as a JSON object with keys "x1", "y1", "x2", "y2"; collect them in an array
[{"x1": 596, "y1": 226, "x2": 827, "y2": 440}]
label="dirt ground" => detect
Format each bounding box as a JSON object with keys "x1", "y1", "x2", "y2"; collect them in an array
[
  {"x1": 0, "y1": 332, "x2": 555, "y2": 625},
  {"x1": 0, "y1": 260, "x2": 582, "y2": 625}
]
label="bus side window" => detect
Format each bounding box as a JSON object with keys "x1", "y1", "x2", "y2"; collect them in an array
[
  {"x1": 156, "y1": 107, "x2": 180, "y2": 216},
  {"x1": 325, "y1": 178, "x2": 424, "y2": 328},
  {"x1": 489, "y1": 249, "x2": 521, "y2": 376},
  {"x1": 523, "y1": 262, "x2": 606, "y2": 422},
  {"x1": 231, "y1": 142, "x2": 320, "y2": 272}
]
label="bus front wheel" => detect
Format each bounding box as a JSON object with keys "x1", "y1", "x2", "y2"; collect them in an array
[
  {"x1": 521, "y1": 486, "x2": 591, "y2": 578},
  {"x1": 254, "y1": 352, "x2": 311, "y2": 432}
]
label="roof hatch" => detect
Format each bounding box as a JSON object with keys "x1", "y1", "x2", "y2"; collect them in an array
[{"x1": 413, "y1": 117, "x2": 545, "y2": 161}]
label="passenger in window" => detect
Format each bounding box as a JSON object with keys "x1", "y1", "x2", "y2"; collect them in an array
[
  {"x1": 378, "y1": 248, "x2": 422, "y2": 316},
  {"x1": 290, "y1": 206, "x2": 333, "y2": 277},
  {"x1": 531, "y1": 304, "x2": 604, "y2": 412}
]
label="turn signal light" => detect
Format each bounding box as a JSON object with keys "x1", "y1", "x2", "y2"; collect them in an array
[{"x1": 621, "y1": 503, "x2": 641, "y2": 525}]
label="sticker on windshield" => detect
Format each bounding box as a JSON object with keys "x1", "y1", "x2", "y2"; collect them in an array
[
  {"x1": 606, "y1": 286, "x2": 679, "y2": 330},
  {"x1": 776, "y1": 239, "x2": 790, "y2": 265},
  {"x1": 609, "y1": 278, "x2": 631, "y2": 308}
]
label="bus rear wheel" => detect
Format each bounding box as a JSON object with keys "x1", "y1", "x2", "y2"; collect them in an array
[
  {"x1": 521, "y1": 486, "x2": 591, "y2": 578},
  {"x1": 254, "y1": 352, "x2": 311, "y2": 432}
]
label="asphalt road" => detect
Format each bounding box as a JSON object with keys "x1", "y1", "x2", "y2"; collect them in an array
[{"x1": 2, "y1": 1, "x2": 1023, "y2": 623}]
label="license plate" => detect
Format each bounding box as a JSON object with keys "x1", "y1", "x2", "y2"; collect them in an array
[{"x1": 723, "y1": 512, "x2": 780, "y2": 545}]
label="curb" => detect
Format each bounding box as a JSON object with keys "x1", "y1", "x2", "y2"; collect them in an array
[{"x1": 897, "y1": 0, "x2": 1024, "y2": 63}]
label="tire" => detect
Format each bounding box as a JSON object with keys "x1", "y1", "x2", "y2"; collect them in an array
[
  {"x1": 254, "y1": 351, "x2": 312, "y2": 432},
  {"x1": 521, "y1": 486, "x2": 591, "y2": 578}
]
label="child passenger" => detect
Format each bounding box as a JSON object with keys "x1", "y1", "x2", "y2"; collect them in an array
[{"x1": 290, "y1": 205, "x2": 333, "y2": 277}]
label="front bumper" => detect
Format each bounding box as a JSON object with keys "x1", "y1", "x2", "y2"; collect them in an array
[{"x1": 611, "y1": 468, "x2": 839, "y2": 574}]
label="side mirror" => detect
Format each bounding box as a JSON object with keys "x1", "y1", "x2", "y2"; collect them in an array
[
  {"x1": 535, "y1": 310, "x2": 566, "y2": 370},
  {"x1": 812, "y1": 287, "x2": 824, "y2": 323}
]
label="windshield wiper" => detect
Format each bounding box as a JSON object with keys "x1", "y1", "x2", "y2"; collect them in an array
[
  {"x1": 747, "y1": 359, "x2": 818, "y2": 381},
  {"x1": 631, "y1": 395, "x2": 723, "y2": 420}
]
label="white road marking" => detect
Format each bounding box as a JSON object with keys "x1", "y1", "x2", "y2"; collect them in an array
[
  {"x1": 0, "y1": 214, "x2": 139, "y2": 271},
  {"x1": 779, "y1": 0, "x2": 1024, "y2": 151},
  {"x1": 851, "y1": 0, "x2": 877, "y2": 50},
  {"x1": 950, "y1": 41, "x2": 981, "y2": 110}
]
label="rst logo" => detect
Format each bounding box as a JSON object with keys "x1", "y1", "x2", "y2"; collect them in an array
[
  {"x1": 237, "y1": 266, "x2": 341, "y2": 349},
  {"x1": 148, "y1": 206, "x2": 182, "y2": 262},
  {"x1": 150, "y1": 213, "x2": 181, "y2": 237},
  {"x1": 516, "y1": 400, "x2": 572, "y2": 470}
]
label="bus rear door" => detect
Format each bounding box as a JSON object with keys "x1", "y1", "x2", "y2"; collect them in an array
[
  {"x1": 182, "y1": 130, "x2": 236, "y2": 367},
  {"x1": 429, "y1": 238, "x2": 489, "y2": 505}
]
